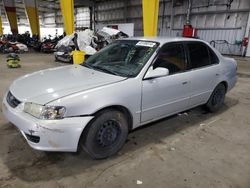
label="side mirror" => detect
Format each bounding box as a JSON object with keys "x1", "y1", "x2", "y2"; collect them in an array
[{"x1": 144, "y1": 67, "x2": 169, "y2": 79}]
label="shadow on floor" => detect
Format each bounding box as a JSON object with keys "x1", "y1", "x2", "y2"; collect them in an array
[{"x1": 1, "y1": 96, "x2": 238, "y2": 182}]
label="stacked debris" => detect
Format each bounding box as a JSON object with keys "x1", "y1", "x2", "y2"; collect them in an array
[
  {"x1": 54, "y1": 27, "x2": 128, "y2": 63},
  {"x1": 40, "y1": 35, "x2": 64, "y2": 53},
  {"x1": 0, "y1": 33, "x2": 31, "y2": 53},
  {"x1": 0, "y1": 40, "x2": 28, "y2": 53},
  {"x1": 94, "y1": 27, "x2": 128, "y2": 50}
]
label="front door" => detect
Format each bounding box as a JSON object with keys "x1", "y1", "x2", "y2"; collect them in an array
[{"x1": 141, "y1": 43, "x2": 191, "y2": 123}]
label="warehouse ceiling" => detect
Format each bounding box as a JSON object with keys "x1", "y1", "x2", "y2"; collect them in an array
[
  {"x1": 0, "y1": 0, "x2": 236, "y2": 20},
  {"x1": 0, "y1": 0, "x2": 60, "y2": 25},
  {"x1": 0, "y1": 0, "x2": 60, "y2": 16},
  {"x1": 0, "y1": 0, "x2": 95, "y2": 25}
]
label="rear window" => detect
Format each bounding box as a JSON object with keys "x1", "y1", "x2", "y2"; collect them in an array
[
  {"x1": 187, "y1": 42, "x2": 211, "y2": 69},
  {"x1": 208, "y1": 47, "x2": 219, "y2": 64}
]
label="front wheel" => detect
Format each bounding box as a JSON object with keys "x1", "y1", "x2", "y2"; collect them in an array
[
  {"x1": 206, "y1": 83, "x2": 226, "y2": 112},
  {"x1": 81, "y1": 110, "x2": 128, "y2": 159}
]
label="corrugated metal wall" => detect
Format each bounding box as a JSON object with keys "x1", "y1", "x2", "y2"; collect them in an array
[{"x1": 95, "y1": 0, "x2": 250, "y2": 55}]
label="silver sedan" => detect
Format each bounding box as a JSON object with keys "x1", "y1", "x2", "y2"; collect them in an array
[{"x1": 2, "y1": 37, "x2": 237, "y2": 159}]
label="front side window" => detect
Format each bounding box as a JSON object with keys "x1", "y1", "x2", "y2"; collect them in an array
[
  {"x1": 153, "y1": 43, "x2": 186, "y2": 74},
  {"x1": 83, "y1": 40, "x2": 159, "y2": 77},
  {"x1": 187, "y1": 42, "x2": 211, "y2": 69}
]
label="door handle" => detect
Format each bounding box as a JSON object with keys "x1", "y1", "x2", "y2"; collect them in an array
[
  {"x1": 182, "y1": 81, "x2": 188, "y2": 85},
  {"x1": 216, "y1": 73, "x2": 220, "y2": 76}
]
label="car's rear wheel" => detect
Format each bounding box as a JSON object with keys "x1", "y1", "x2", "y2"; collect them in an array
[
  {"x1": 81, "y1": 110, "x2": 128, "y2": 159},
  {"x1": 206, "y1": 83, "x2": 226, "y2": 112}
]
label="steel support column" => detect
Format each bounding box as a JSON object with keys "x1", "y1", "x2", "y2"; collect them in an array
[
  {"x1": 60, "y1": 0, "x2": 74, "y2": 35},
  {"x1": 3, "y1": 0, "x2": 18, "y2": 34},
  {"x1": 245, "y1": 11, "x2": 250, "y2": 57},
  {"x1": 24, "y1": 0, "x2": 40, "y2": 37},
  {"x1": 0, "y1": 9, "x2": 3, "y2": 35},
  {"x1": 142, "y1": 0, "x2": 159, "y2": 36}
]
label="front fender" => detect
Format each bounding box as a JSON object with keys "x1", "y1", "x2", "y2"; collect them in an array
[{"x1": 48, "y1": 78, "x2": 142, "y2": 129}]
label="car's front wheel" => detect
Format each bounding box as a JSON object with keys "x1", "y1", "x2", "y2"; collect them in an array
[
  {"x1": 206, "y1": 83, "x2": 226, "y2": 112},
  {"x1": 81, "y1": 110, "x2": 128, "y2": 159}
]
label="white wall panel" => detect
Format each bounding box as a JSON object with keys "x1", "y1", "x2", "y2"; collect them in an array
[
  {"x1": 95, "y1": 0, "x2": 250, "y2": 55},
  {"x1": 204, "y1": 15, "x2": 213, "y2": 27},
  {"x1": 197, "y1": 15, "x2": 206, "y2": 28},
  {"x1": 215, "y1": 14, "x2": 226, "y2": 28},
  {"x1": 224, "y1": 13, "x2": 236, "y2": 28},
  {"x1": 197, "y1": 29, "x2": 244, "y2": 55}
]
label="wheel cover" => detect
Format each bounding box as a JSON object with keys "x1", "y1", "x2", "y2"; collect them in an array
[
  {"x1": 97, "y1": 119, "x2": 121, "y2": 147},
  {"x1": 212, "y1": 89, "x2": 224, "y2": 106}
]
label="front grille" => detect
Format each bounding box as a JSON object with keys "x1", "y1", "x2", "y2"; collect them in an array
[
  {"x1": 6, "y1": 91, "x2": 21, "y2": 108},
  {"x1": 25, "y1": 133, "x2": 40, "y2": 143}
]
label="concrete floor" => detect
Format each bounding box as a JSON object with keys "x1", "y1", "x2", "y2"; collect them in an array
[{"x1": 0, "y1": 52, "x2": 250, "y2": 188}]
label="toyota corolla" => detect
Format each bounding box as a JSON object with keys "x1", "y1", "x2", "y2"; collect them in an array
[{"x1": 2, "y1": 37, "x2": 237, "y2": 159}]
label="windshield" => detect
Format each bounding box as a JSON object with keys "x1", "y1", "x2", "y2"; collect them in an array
[{"x1": 83, "y1": 40, "x2": 159, "y2": 77}]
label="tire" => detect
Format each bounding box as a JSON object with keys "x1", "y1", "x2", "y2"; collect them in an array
[
  {"x1": 81, "y1": 110, "x2": 128, "y2": 159},
  {"x1": 206, "y1": 83, "x2": 226, "y2": 112}
]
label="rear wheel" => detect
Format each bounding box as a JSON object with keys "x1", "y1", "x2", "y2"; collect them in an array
[
  {"x1": 206, "y1": 83, "x2": 226, "y2": 112},
  {"x1": 81, "y1": 110, "x2": 128, "y2": 159}
]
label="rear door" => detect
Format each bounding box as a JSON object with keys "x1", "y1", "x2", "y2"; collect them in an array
[{"x1": 185, "y1": 42, "x2": 221, "y2": 107}]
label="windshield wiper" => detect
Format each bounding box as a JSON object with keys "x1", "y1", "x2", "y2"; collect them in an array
[
  {"x1": 83, "y1": 63, "x2": 129, "y2": 77},
  {"x1": 92, "y1": 65, "x2": 120, "y2": 76},
  {"x1": 82, "y1": 63, "x2": 94, "y2": 69}
]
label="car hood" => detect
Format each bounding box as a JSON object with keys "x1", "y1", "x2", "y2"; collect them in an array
[{"x1": 10, "y1": 65, "x2": 126, "y2": 104}]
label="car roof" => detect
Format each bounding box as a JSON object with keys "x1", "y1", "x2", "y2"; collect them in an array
[
  {"x1": 119, "y1": 36, "x2": 223, "y2": 59},
  {"x1": 122, "y1": 36, "x2": 205, "y2": 45}
]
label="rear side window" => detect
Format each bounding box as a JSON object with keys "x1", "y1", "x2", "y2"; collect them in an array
[
  {"x1": 154, "y1": 43, "x2": 186, "y2": 74},
  {"x1": 187, "y1": 42, "x2": 211, "y2": 69},
  {"x1": 208, "y1": 47, "x2": 219, "y2": 64}
]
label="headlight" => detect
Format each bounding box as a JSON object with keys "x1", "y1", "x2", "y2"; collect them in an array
[{"x1": 24, "y1": 102, "x2": 66, "y2": 120}]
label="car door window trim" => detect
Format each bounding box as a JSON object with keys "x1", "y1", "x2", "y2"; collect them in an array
[
  {"x1": 143, "y1": 41, "x2": 188, "y2": 80},
  {"x1": 184, "y1": 41, "x2": 220, "y2": 71}
]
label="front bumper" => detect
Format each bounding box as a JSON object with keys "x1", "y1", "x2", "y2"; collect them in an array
[{"x1": 2, "y1": 96, "x2": 93, "y2": 152}]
